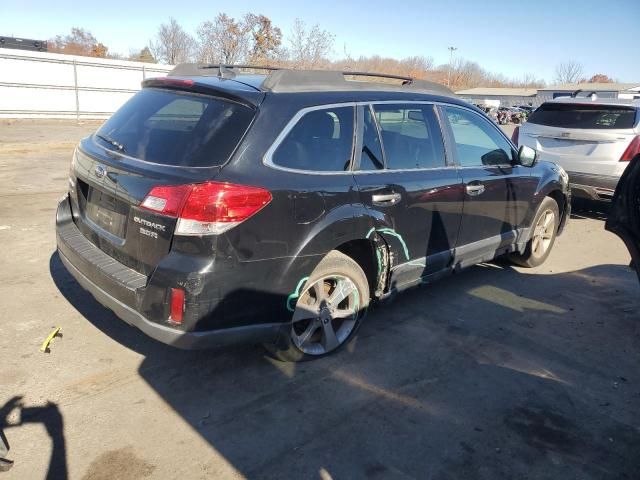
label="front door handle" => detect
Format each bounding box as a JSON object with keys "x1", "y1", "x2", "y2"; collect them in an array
[
  {"x1": 372, "y1": 192, "x2": 402, "y2": 206},
  {"x1": 465, "y1": 183, "x2": 485, "y2": 196}
]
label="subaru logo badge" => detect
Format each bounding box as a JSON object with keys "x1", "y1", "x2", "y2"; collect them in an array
[{"x1": 95, "y1": 165, "x2": 106, "y2": 178}]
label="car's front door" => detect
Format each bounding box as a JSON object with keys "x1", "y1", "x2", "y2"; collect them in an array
[
  {"x1": 441, "y1": 105, "x2": 537, "y2": 267},
  {"x1": 353, "y1": 103, "x2": 465, "y2": 290}
]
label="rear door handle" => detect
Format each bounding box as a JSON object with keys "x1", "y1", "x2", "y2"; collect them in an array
[
  {"x1": 465, "y1": 184, "x2": 485, "y2": 196},
  {"x1": 372, "y1": 192, "x2": 401, "y2": 205}
]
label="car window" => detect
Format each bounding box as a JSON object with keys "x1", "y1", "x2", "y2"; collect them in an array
[
  {"x1": 96, "y1": 88, "x2": 255, "y2": 167},
  {"x1": 528, "y1": 103, "x2": 636, "y2": 129},
  {"x1": 272, "y1": 106, "x2": 355, "y2": 171},
  {"x1": 373, "y1": 104, "x2": 446, "y2": 169},
  {"x1": 445, "y1": 107, "x2": 514, "y2": 167},
  {"x1": 148, "y1": 98, "x2": 206, "y2": 128},
  {"x1": 358, "y1": 106, "x2": 384, "y2": 170}
]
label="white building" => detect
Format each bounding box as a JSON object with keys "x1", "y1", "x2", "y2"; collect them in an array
[
  {"x1": 455, "y1": 87, "x2": 539, "y2": 108},
  {"x1": 536, "y1": 83, "x2": 640, "y2": 102}
]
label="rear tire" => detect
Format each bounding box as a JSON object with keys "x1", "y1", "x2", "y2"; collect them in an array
[
  {"x1": 265, "y1": 250, "x2": 370, "y2": 362},
  {"x1": 509, "y1": 196, "x2": 559, "y2": 268}
]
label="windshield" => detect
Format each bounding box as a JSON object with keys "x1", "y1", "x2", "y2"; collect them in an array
[
  {"x1": 528, "y1": 103, "x2": 637, "y2": 129},
  {"x1": 96, "y1": 88, "x2": 255, "y2": 167}
]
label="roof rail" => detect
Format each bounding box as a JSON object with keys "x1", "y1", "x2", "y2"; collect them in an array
[{"x1": 168, "y1": 64, "x2": 454, "y2": 96}]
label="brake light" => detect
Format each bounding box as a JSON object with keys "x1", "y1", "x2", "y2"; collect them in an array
[
  {"x1": 511, "y1": 126, "x2": 520, "y2": 145},
  {"x1": 620, "y1": 136, "x2": 640, "y2": 162},
  {"x1": 141, "y1": 182, "x2": 272, "y2": 235},
  {"x1": 169, "y1": 288, "x2": 185, "y2": 324},
  {"x1": 143, "y1": 78, "x2": 195, "y2": 88}
]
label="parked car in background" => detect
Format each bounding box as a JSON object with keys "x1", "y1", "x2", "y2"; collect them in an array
[
  {"x1": 473, "y1": 103, "x2": 499, "y2": 123},
  {"x1": 515, "y1": 105, "x2": 535, "y2": 115},
  {"x1": 513, "y1": 97, "x2": 640, "y2": 201},
  {"x1": 497, "y1": 107, "x2": 526, "y2": 124},
  {"x1": 56, "y1": 65, "x2": 570, "y2": 361}
]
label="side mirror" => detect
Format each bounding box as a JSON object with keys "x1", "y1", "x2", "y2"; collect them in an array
[{"x1": 518, "y1": 145, "x2": 538, "y2": 167}]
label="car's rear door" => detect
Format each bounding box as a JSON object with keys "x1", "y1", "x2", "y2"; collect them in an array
[
  {"x1": 440, "y1": 105, "x2": 537, "y2": 267},
  {"x1": 68, "y1": 86, "x2": 257, "y2": 275},
  {"x1": 353, "y1": 103, "x2": 464, "y2": 289}
]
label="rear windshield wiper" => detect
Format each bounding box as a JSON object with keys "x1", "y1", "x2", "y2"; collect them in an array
[{"x1": 95, "y1": 133, "x2": 125, "y2": 152}]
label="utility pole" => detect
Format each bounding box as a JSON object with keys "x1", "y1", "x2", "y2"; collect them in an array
[{"x1": 447, "y1": 46, "x2": 457, "y2": 87}]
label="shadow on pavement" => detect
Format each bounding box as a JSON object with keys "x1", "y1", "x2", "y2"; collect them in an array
[
  {"x1": 570, "y1": 197, "x2": 611, "y2": 222},
  {"x1": 49, "y1": 252, "x2": 640, "y2": 479},
  {"x1": 0, "y1": 396, "x2": 67, "y2": 480}
]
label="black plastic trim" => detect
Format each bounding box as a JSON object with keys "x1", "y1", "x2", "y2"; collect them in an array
[{"x1": 58, "y1": 250, "x2": 283, "y2": 349}]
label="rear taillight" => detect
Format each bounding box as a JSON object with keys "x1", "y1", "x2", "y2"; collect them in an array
[
  {"x1": 141, "y1": 181, "x2": 272, "y2": 235},
  {"x1": 511, "y1": 126, "x2": 520, "y2": 145},
  {"x1": 142, "y1": 78, "x2": 195, "y2": 88},
  {"x1": 620, "y1": 136, "x2": 640, "y2": 162}
]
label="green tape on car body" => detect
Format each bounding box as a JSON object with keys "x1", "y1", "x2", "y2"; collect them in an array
[
  {"x1": 286, "y1": 276, "x2": 310, "y2": 312},
  {"x1": 367, "y1": 227, "x2": 410, "y2": 260}
]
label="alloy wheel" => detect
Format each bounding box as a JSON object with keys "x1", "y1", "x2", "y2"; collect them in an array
[
  {"x1": 531, "y1": 209, "x2": 556, "y2": 257},
  {"x1": 291, "y1": 275, "x2": 360, "y2": 355}
]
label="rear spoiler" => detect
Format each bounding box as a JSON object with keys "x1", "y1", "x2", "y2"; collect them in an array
[{"x1": 141, "y1": 77, "x2": 264, "y2": 108}]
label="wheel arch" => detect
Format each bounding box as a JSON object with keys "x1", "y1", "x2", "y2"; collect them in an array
[
  {"x1": 278, "y1": 209, "x2": 393, "y2": 303},
  {"x1": 335, "y1": 236, "x2": 389, "y2": 299},
  {"x1": 541, "y1": 187, "x2": 570, "y2": 235}
]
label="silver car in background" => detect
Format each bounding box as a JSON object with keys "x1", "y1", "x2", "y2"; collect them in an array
[{"x1": 513, "y1": 97, "x2": 640, "y2": 200}]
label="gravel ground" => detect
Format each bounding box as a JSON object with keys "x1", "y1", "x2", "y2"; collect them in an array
[{"x1": 0, "y1": 120, "x2": 638, "y2": 480}]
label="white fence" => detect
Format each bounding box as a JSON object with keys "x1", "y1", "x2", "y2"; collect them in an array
[{"x1": 0, "y1": 48, "x2": 172, "y2": 119}]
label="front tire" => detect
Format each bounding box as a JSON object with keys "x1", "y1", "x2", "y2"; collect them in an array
[
  {"x1": 265, "y1": 250, "x2": 370, "y2": 362},
  {"x1": 510, "y1": 196, "x2": 559, "y2": 268}
]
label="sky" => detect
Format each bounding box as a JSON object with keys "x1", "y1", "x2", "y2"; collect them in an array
[{"x1": 2, "y1": 0, "x2": 639, "y2": 83}]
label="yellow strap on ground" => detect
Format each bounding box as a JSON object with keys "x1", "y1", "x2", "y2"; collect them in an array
[{"x1": 40, "y1": 327, "x2": 61, "y2": 353}]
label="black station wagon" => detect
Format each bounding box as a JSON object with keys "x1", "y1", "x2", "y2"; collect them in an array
[{"x1": 56, "y1": 65, "x2": 570, "y2": 361}]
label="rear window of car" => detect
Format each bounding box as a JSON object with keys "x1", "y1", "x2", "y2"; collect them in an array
[
  {"x1": 528, "y1": 103, "x2": 637, "y2": 129},
  {"x1": 95, "y1": 88, "x2": 255, "y2": 167}
]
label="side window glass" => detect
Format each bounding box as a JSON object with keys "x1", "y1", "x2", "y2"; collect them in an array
[
  {"x1": 359, "y1": 106, "x2": 384, "y2": 170},
  {"x1": 445, "y1": 107, "x2": 514, "y2": 167},
  {"x1": 272, "y1": 106, "x2": 354, "y2": 171},
  {"x1": 373, "y1": 104, "x2": 446, "y2": 170}
]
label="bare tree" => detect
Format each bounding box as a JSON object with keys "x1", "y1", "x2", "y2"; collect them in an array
[
  {"x1": 149, "y1": 18, "x2": 195, "y2": 65},
  {"x1": 517, "y1": 73, "x2": 546, "y2": 88},
  {"x1": 197, "y1": 14, "x2": 250, "y2": 64},
  {"x1": 333, "y1": 55, "x2": 434, "y2": 79},
  {"x1": 196, "y1": 13, "x2": 283, "y2": 65},
  {"x1": 246, "y1": 14, "x2": 282, "y2": 64},
  {"x1": 49, "y1": 27, "x2": 109, "y2": 58},
  {"x1": 587, "y1": 73, "x2": 614, "y2": 83},
  {"x1": 287, "y1": 19, "x2": 334, "y2": 69},
  {"x1": 554, "y1": 61, "x2": 584, "y2": 84},
  {"x1": 129, "y1": 47, "x2": 156, "y2": 63},
  {"x1": 446, "y1": 58, "x2": 485, "y2": 89}
]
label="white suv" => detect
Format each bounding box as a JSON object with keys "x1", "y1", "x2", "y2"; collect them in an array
[{"x1": 514, "y1": 97, "x2": 640, "y2": 200}]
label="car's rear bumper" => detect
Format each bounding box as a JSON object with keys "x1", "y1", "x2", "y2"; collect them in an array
[
  {"x1": 58, "y1": 249, "x2": 283, "y2": 349},
  {"x1": 55, "y1": 195, "x2": 284, "y2": 349},
  {"x1": 568, "y1": 171, "x2": 619, "y2": 201}
]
